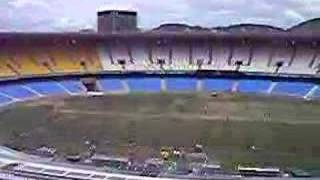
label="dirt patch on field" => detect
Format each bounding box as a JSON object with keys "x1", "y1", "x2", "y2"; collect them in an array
[{"x1": 0, "y1": 93, "x2": 320, "y2": 170}]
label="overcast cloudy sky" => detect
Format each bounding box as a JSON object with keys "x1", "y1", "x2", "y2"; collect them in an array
[{"x1": 1, "y1": 0, "x2": 320, "y2": 32}]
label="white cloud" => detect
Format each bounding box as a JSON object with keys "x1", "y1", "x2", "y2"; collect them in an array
[
  {"x1": 8, "y1": 0, "x2": 49, "y2": 9},
  {"x1": 98, "y1": 3, "x2": 138, "y2": 12},
  {"x1": 285, "y1": 9, "x2": 305, "y2": 21},
  {"x1": 244, "y1": 17, "x2": 273, "y2": 24},
  {"x1": 1, "y1": 0, "x2": 320, "y2": 31}
]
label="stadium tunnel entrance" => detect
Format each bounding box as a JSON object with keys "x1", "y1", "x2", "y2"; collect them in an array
[{"x1": 81, "y1": 77, "x2": 101, "y2": 92}]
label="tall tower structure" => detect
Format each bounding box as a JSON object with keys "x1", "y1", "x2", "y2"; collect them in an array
[{"x1": 97, "y1": 10, "x2": 137, "y2": 33}]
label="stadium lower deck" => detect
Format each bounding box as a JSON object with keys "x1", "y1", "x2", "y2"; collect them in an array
[{"x1": 0, "y1": 74, "x2": 318, "y2": 106}]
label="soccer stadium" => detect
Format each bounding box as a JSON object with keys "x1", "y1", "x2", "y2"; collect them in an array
[{"x1": 0, "y1": 8, "x2": 320, "y2": 179}]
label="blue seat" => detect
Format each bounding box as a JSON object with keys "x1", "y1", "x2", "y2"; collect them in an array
[
  {"x1": 0, "y1": 94, "x2": 13, "y2": 104},
  {"x1": 166, "y1": 78, "x2": 197, "y2": 92},
  {"x1": 312, "y1": 88, "x2": 320, "y2": 99},
  {"x1": 203, "y1": 78, "x2": 233, "y2": 92},
  {"x1": 238, "y1": 80, "x2": 271, "y2": 93},
  {"x1": 127, "y1": 78, "x2": 161, "y2": 92},
  {"x1": 0, "y1": 84, "x2": 37, "y2": 99},
  {"x1": 25, "y1": 81, "x2": 66, "y2": 95},
  {"x1": 98, "y1": 78, "x2": 124, "y2": 92},
  {"x1": 59, "y1": 80, "x2": 84, "y2": 94},
  {"x1": 272, "y1": 82, "x2": 314, "y2": 97}
]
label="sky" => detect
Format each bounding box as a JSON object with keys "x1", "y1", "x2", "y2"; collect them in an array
[{"x1": 1, "y1": 0, "x2": 320, "y2": 32}]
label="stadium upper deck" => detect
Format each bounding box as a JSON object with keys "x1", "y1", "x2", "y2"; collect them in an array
[{"x1": 1, "y1": 31, "x2": 320, "y2": 78}]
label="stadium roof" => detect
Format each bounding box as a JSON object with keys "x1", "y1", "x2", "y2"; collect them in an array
[{"x1": 0, "y1": 31, "x2": 320, "y2": 43}]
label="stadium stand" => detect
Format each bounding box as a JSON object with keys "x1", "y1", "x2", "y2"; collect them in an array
[
  {"x1": 47, "y1": 45, "x2": 83, "y2": 73},
  {"x1": 230, "y1": 42, "x2": 252, "y2": 72},
  {"x1": 237, "y1": 79, "x2": 271, "y2": 93},
  {"x1": 98, "y1": 45, "x2": 123, "y2": 71},
  {"x1": 29, "y1": 47, "x2": 56, "y2": 73},
  {"x1": 0, "y1": 76, "x2": 316, "y2": 107},
  {"x1": 213, "y1": 43, "x2": 233, "y2": 71},
  {"x1": 41, "y1": 40, "x2": 102, "y2": 73},
  {"x1": 0, "y1": 84, "x2": 37, "y2": 100},
  {"x1": 11, "y1": 47, "x2": 50, "y2": 75},
  {"x1": 76, "y1": 45, "x2": 103, "y2": 73},
  {"x1": 111, "y1": 42, "x2": 131, "y2": 65},
  {"x1": 0, "y1": 31, "x2": 319, "y2": 107},
  {"x1": 1, "y1": 36, "x2": 320, "y2": 76},
  {"x1": 58, "y1": 79, "x2": 85, "y2": 94},
  {"x1": 312, "y1": 87, "x2": 320, "y2": 99},
  {"x1": 152, "y1": 40, "x2": 170, "y2": 66},
  {"x1": 203, "y1": 78, "x2": 234, "y2": 92},
  {"x1": 271, "y1": 43, "x2": 293, "y2": 68},
  {"x1": 0, "y1": 57, "x2": 16, "y2": 77},
  {"x1": 165, "y1": 77, "x2": 197, "y2": 91},
  {"x1": 192, "y1": 42, "x2": 210, "y2": 65},
  {"x1": 246, "y1": 44, "x2": 273, "y2": 73},
  {"x1": 171, "y1": 43, "x2": 191, "y2": 70},
  {"x1": 271, "y1": 81, "x2": 314, "y2": 97},
  {"x1": 0, "y1": 94, "x2": 13, "y2": 105},
  {"x1": 279, "y1": 45, "x2": 314, "y2": 75},
  {"x1": 24, "y1": 80, "x2": 67, "y2": 96},
  {"x1": 98, "y1": 78, "x2": 125, "y2": 92},
  {"x1": 0, "y1": 47, "x2": 44, "y2": 77},
  {"x1": 130, "y1": 42, "x2": 155, "y2": 71},
  {"x1": 127, "y1": 77, "x2": 161, "y2": 92},
  {"x1": 203, "y1": 79, "x2": 233, "y2": 92}
]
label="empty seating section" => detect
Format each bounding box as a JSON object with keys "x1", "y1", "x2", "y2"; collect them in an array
[
  {"x1": 0, "y1": 94, "x2": 12, "y2": 104},
  {"x1": 172, "y1": 44, "x2": 190, "y2": 70},
  {"x1": 231, "y1": 45, "x2": 250, "y2": 66},
  {"x1": 0, "y1": 52, "x2": 16, "y2": 77},
  {"x1": 130, "y1": 43, "x2": 150, "y2": 70},
  {"x1": 153, "y1": 45, "x2": 169, "y2": 65},
  {"x1": 0, "y1": 40, "x2": 319, "y2": 77},
  {"x1": 111, "y1": 44, "x2": 140, "y2": 71},
  {"x1": 78, "y1": 45, "x2": 103, "y2": 72},
  {"x1": 98, "y1": 45, "x2": 123, "y2": 71},
  {"x1": 280, "y1": 46, "x2": 313, "y2": 74},
  {"x1": 249, "y1": 45, "x2": 272, "y2": 73},
  {"x1": 272, "y1": 46, "x2": 292, "y2": 67},
  {"x1": 97, "y1": 46, "x2": 112, "y2": 70},
  {"x1": 127, "y1": 78, "x2": 161, "y2": 92},
  {"x1": 312, "y1": 88, "x2": 320, "y2": 99},
  {"x1": 237, "y1": 80, "x2": 271, "y2": 93},
  {"x1": 12, "y1": 48, "x2": 49, "y2": 75},
  {"x1": 112, "y1": 44, "x2": 130, "y2": 63},
  {"x1": 0, "y1": 44, "x2": 102, "y2": 77},
  {"x1": 1, "y1": 36, "x2": 320, "y2": 105},
  {"x1": 25, "y1": 81, "x2": 66, "y2": 95},
  {"x1": 59, "y1": 80, "x2": 85, "y2": 94},
  {"x1": 312, "y1": 54, "x2": 320, "y2": 73},
  {"x1": 48, "y1": 46, "x2": 83, "y2": 73},
  {"x1": 203, "y1": 79, "x2": 233, "y2": 92},
  {"x1": 166, "y1": 78, "x2": 197, "y2": 91},
  {"x1": 98, "y1": 78, "x2": 124, "y2": 92},
  {"x1": 213, "y1": 44, "x2": 232, "y2": 71},
  {"x1": 192, "y1": 43, "x2": 210, "y2": 64},
  {"x1": 0, "y1": 84, "x2": 37, "y2": 99},
  {"x1": 272, "y1": 82, "x2": 314, "y2": 97},
  {"x1": 0, "y1": 76, "x2": 317, "y2": 107}
]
